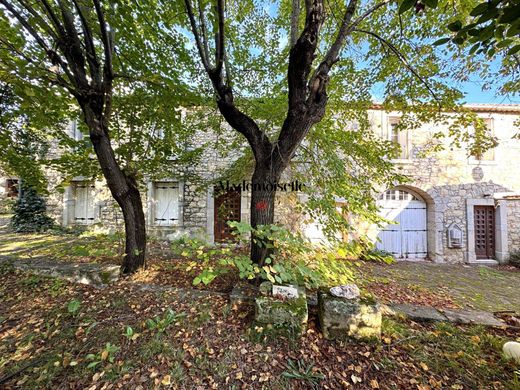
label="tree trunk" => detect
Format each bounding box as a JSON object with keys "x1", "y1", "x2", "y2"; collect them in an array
[
  {"x1": 118, "y1": 178, "x2": 147, "y2": 274},
  {"x1": 85, "y1": 112, "x2": 147, "y2": 273},
  {"x1": 250, "y1": 161, "x2": 280, "y2": 266}
]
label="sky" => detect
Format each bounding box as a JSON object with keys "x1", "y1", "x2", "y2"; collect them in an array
[{"x1": 458, "y1": 81, "x2": 520, "y2": 104}]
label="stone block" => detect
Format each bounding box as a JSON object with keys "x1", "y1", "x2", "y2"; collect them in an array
[
  {"x1": 254, "y1": 287, "x2": 308, "y2": 335},
  {"x1": 318, "y1": 290, "x2": 381, "y2": 341}
]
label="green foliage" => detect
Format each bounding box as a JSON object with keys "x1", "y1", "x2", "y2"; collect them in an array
[
  {"x1": 86, "y1": 342, "x2": 120, "y2": 369},
  {"x1": 66, "y1": 299, "x2": 81, "y2": 317},
  {"x1": 145, "y1": 309, "x2": 186, "y2": 333},
  {"x1": 508, "y1": 251, "x2": 520, "y2": 268},
  {"x1": 10, "y1": 184, "x2": 54, "y2": 232},
  {"x1": 281, "y1": 359, "x2": 325, "y2": 388},
  {"x1": 0, "y1": 197, "x2": 15, "y2": 214},
  {"x1": 361, "y1": 248, "x2": 395, "y2": 264},
  {"x1": 48, "y1": 279, "x2": 65, "y2": 297},
  {"x1": 443, "y1": 0, "x2": 519, "y2": 57},
  {"x1": 21, "y1": 274, "x2": 42, "y2": 287},
  {"x1": 181, "y1": 221, "x2": 357, "y2": 289}
]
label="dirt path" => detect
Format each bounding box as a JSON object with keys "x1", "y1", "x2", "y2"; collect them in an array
[{"x1": 363, "y1": 261, "x2": 520, "y2": 313}]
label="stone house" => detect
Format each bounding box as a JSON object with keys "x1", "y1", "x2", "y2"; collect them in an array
[
  {"x1": 365, "y1": 104, "x2": 520, "y2": 265},
  {"x1": 2, "y1": 104, "x2": 520, "y2": 265}
]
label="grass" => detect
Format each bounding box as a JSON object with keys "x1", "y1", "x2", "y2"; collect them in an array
[{"x1": 0, "y1": 227, "x2": 124, "y2": 264}]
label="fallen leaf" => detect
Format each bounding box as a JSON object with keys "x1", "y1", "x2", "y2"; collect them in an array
[
  {"x1": 101, "y1": 350, "x2": 109, "y2": 361},
  {"x1": 351, "y1": 374, "x2": 362, "y2": 384},
  {"x1": 161, "y1": 375, "x2": 171, "y2": 385}
]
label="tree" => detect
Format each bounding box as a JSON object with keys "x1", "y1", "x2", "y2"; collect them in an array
[
  {"x1": 11, "y1": 182, "x2": 54, "y2": 232},
  {"x1": 0, "y1": 0, "x2": 191, "y2": 272},
  {"x1": 182, "y1": 0, "x2": 486, "y2": 265},
  {"x1": 431, "y1": 0, "x2": 520, "y2": 56}
]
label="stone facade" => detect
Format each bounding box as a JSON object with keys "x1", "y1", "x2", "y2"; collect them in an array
[
  {"x1": 360, "y1": 105, "x2": 520, "y2": 264},
  {"x1": 3, "y1": 104, "x2": 520, "y2": 264}
]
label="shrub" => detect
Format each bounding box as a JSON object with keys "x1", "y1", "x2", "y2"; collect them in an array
[
  {"x1": 10, "y1": 184, "x2": 54, "y2": 232},
  {"x1": 181, "y1": 221, "x2": 356, "y2": 289}
]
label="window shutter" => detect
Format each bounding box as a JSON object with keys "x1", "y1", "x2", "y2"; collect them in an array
[
  {"x1": 154, "y1": 183, "x2": 179, "y2": 226},
  {"x1": 74, "y1": 184, "x2": 95, "y2": 224}
]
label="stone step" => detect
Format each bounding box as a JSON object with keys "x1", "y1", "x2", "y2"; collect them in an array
[
  {"x1": 468, "y1": 259, "x2": 499, "y2": 266},
  {"x1": 1, "y1": 257, "x2": 120, "y2": 286}
]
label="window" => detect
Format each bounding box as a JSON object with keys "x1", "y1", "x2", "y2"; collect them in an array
[
  {"x1": 154, "y1": 182, "x2": 179, "y2": 226},
  {"x1": 388, "y1": 120, "x2": 411, "y2": 160},
  {"x1": 378, "y1": 189, "x2": 419, "y2": 201},
  {"x1": 6, "y1": 179, "x2": 19, "y2": 198},
  {"x1": 74, "y1": 182, "x2": 95, "y2": 224},
  {"x1": 471, "y1": 118, "x2": 495, "y2": 162}
]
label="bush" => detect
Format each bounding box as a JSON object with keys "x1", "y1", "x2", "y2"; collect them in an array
[
  {"x1": 10, "y1": 184, "x2": 54, "y2": 232},
  {"x1": 180, "y1": 221, "x2": 356, "y2": 289},
  {"x1": 509, "y1": 251, "x2": 520, "y2": 268}
]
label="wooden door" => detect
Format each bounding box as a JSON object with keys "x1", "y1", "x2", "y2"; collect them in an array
[
  {"x1": 376, "y1": 189, "x2": 427, "y2": 259},
  {"x1": 214, "y1": 188, "x2": 241, "y2": 242},
  {"x1": 474, "y1": 205, "x2": 495, "y2": 259}
]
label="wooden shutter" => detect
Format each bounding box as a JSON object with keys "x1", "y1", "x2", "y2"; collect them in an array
[
  {"x1": 154, "y1": 183, "x2": 179, "y2": 226},
  {"x1": 74, "y1": 184, "x2": 95, "y2": 224}
]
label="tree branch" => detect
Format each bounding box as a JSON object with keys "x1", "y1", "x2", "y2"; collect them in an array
[
  {"x1": 197, "y1": 0, "x2": 211, "y2": 65},
  {"x1": 314, "y1": 0, "x2": 357, "y2": 77},
  {"x1": 184, "y1": 0, "x2": 211, "y2": 72},
  {"x1": 0, "y1": 0, "x2": 76, "y2": 86},
  {"x1": 71, "y1": 0, "x2": 101, "y2": 85},
  {"x1": 345, "y1": 0, "x2": 390, "y2": 34},
  {"x1": 214, "y1": 0, "x2": 225, "y2": 75},
  {"x1": 16, "y1": 0, "x2": 59, "y2": 40},
  {"x1": 287, "y1": 0, "x2": 325, "y2": 111},
  {"x1": 92, "y1": 0, "x2": 113, "y2": 81},
  {"x1": 354, "y1": 28, "x2": 440, "y2": 102},
  {"x1": 56, "y1": 0, "x2": 89, "y2": 86},
  {"x1": 290, "y1": 0, "x2": 300, "y2": 48}
]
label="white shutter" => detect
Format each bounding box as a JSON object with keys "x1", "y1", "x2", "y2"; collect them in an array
[
  {"x1": 74, "y1": 184, "x2": 95, "y2": 224},
  {"x1": 75, "y1": 185, "x2": 87, "y2": 223},
  {"x1": 154, "y1": 183, "x2": 179, "y2": 226}
]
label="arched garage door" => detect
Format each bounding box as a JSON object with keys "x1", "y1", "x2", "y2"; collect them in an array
[{"x1": 376, "y1": 189, "x2": 427, "y2": 259}]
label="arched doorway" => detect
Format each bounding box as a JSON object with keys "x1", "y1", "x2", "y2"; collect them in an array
[{"x1": 376, "y1": 188, "x2": 427, "y2": 259}]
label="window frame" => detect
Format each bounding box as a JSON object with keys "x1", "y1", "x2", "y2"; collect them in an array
[
  {"x1": 387, "y1": 117, "x2": 412, "y2": 162},
  {"x1": 468, "y1": 117, "x2": 496, "y2": 165}
]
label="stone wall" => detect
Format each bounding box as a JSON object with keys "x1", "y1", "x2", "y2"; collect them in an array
[
  {"x1": 506, "y1": 199, "x2": 520, "y2": 258},
  {"x1": 37, "y1": 108, "x2": 520, "y2": 262},
  {"x1": 364, "y1": 109, "x2": 520, "y2": 263}
]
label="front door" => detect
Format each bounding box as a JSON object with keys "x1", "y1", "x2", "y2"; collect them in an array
[
  {"x1": 214, "y1": 188, "x2": 241, "y2": 242},
  {"x1": 474, "y1": 205, "x2": 495, "y2": 259}
]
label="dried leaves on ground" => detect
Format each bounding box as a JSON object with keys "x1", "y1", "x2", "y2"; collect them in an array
[{"x1": 1, "y1": 265, "x2": 519, "y2": 389}]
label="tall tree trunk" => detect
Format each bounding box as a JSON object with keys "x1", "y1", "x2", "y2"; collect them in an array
[
  {"x1": 85, "y1": 111, "x2": 146, "y2": 273},
  {"x1": 250, "y1": 161, "x2": 280, "y2": 266},
  {"x1": 118, "y1": 177, "x2": 147, "y2": 274}
]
